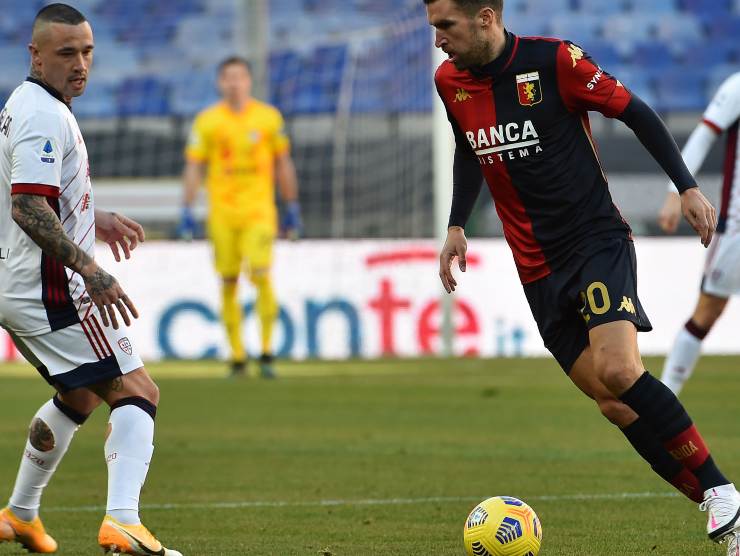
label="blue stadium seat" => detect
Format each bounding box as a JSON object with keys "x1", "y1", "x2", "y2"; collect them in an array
[
  {"x1": 0, "y1": 45, "x2": 30, "y2": 87},
  {"x1": 654, "y1": 67, "x2": 708, "y2": 111},
  {"x1": 74, "y1": 82, "x2": 117, "y2": 118},
  {"x1": 169, "y1": 73, "x2": 219, "y2": 117},
  {"x1": 625, "y1": 0, "x2": 677, "y2": 12},
  {"x1": 655, "y1": 14, "x2": 705, "y2": 54},
  {"x1": 549, "y1": 15, "x2": 603, "y2": 45},
  {"x1": 581, "y1": 40, "x2": 623, "y2": 67},
  {"x1": 116, "y1": 77, "x2": 170, "y2": 116},
  {"x1": 602, "y1": 14, "x2": 659, "y2": 54},
  {"x1": 574, "y1": 0, "x2": 627, "y2": 14},
  {"x1": 680, "y1": 0, "x2": 730, "y2": 14},
  {"x1": 521, "y1": 0, "x2": 574, "y2": 16},
  {"x1": 680, "y1": 41, "x2": 737, "y2": 66},
  {"x1": 632, "y1": 41, "x2": 678, "y2": 69}
]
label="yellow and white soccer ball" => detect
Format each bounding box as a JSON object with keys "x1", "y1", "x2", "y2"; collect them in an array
[{"x1": 463, "y1": 496, "x2": 542, "y2": 556}]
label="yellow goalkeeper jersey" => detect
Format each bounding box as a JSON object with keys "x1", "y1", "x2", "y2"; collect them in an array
[{"x1": 185, "y1": 99, "x2": 290, "y2": 229}]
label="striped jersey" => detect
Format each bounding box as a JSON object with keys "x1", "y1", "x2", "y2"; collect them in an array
[
  {"x1": 703, "y1": 72, "x2": 740, "y2": 235},
  {"x1": 436, "y1": 32, "x2": 632, "y2": 284},
  {"x1": 0, "y1": 78, "x2": 95, "y2": 336}
]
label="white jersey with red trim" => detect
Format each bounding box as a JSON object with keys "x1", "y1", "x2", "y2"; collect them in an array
[
  {"x1": 0, "y1": 79, "x2": 95, "y2": 336},
  {"x1": 703, "y1": 72, "x2": 740, "y2": 235}
]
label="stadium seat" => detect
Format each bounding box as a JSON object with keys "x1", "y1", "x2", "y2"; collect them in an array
[
  {"x1": 654, "y1": 67, "x2": 708, "y2": 111},
  {"x1": 169, "y1": 73, "x2": 219, "y2": 117},
  {"x1": 625, "y1": 0, "x2": 677, "y2": 12},
  {"x1": 655, "y1": 14, "x2": 705, "y2": 54},
  {"x1": 548, "y1": 14, "x2": 603, "y2": 45},
  {"x1": 680, "y1": 0, "x2": 731, "y2": 14},
  {"x1": 73, "y1": 82, "x2": 117, "y2": 118},
  {"x1": 582, "y1": 40, "x2": 623, "y2": 67},
  {"x1": 116, "y1": 77, "x2": 170, "y2": 116},
  {"x1": 574, "y1": 0, "x2": 627, "y2": 14}
]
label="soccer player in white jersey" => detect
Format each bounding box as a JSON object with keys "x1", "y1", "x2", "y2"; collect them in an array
[
  {"x1": 0, "y1": 4, "x2": 181, "y2": 555},
  {"x1": 659, "y1": 71, "x2": 740, "y2": 395}
]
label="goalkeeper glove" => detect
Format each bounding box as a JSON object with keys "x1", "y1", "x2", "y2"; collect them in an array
[
  {"x1": 281, "y1": 201, "x2": 302, "y2": 239},
  {"x1": 176, "y1": 206, "x2": 197, "y2": 240}
]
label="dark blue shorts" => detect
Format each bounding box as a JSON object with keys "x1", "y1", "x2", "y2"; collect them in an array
[{"x1": 523, "y1": 237, "x2": 652, "y2": 373}]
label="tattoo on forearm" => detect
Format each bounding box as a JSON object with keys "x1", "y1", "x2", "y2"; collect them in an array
[
  {"x1": 11, "y1": 194, "x2": 93, "y2": 273},
  {"x1": 29, "y1": 418, "x2": 55, "y2": 452}
]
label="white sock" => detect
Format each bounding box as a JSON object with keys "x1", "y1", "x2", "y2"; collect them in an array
[
  {"x1": 661, "y1": 324, "x2": 704, "y2": 395},
  {"x1": 9, "y1": 399, "x2": 81, "y2": 521},
  {"x1": 105, "y1": 403, "x2": 155, "y2": 526}
]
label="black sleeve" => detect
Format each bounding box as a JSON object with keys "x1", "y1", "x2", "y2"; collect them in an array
[
  {"x1": 448, "y1": 118, "x2": 484, "y2": 229},
  {"x1": 617, "y1": 94, "x2": 698, "y2": 193}
]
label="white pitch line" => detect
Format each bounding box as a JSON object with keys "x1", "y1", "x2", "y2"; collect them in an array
[{"x1": 44, "y1": 491, "x2": 679, "y2": 513}]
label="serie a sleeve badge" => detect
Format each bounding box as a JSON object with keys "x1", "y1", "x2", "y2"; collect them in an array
[{"x1": 516, "y1": 72, "x2": 543, "y2": 107}]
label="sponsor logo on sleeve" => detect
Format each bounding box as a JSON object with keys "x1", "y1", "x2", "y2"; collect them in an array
[
  {"x1": 516, "y1": 72, "x2": 543, "y2": 107},
  {"x1": 40, "y1": 139, "x2": 55, "y2": 163}
]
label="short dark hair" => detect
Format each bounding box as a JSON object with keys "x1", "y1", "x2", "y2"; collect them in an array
[
  {"x1": 422, "y1": 0, "x2": 503, "y2": 15},
  {"x1": 218, "y1": 56, "x2": 252, "y2": 74},
  {"x1": 34, "y1": 3, "x2": 87, "y2": 26}
]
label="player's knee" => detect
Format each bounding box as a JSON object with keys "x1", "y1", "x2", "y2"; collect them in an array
[
  {"x1": 58, "y1": 390, "x2": 101, "y2": 417},
  {"x1": 248, "y1": 267, "x2": 270, "y2": 285},
  {"x1": 595, "y1": 358, "x2": 642, "y2": 396},
  {"x1": 142, "y1": 379, "x2": 160, "y2": 406}
]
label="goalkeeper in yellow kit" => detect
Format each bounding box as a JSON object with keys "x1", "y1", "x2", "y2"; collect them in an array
[{"x1": 180, "y1": 56, "x2": 300, "y2": 378}]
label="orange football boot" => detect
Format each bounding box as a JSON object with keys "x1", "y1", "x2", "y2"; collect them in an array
[
  {"x1": 0, "y1": 506, "x2": 58, "y2": 553},
  {"x1": 98, "y1": 515, "x2": 182, "y2": 555}
]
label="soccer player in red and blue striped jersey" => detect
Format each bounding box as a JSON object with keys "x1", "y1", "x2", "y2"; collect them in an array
[{"x1": 425, "y1": 0, "x2": 740, "y2": 552}]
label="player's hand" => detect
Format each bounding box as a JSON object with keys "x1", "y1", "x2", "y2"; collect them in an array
[
  {"x1": 680, "y1": 187, "x2": 716, "y2": 248},
  {"x1": 176, "y1": 206, "x2": 197, "y2": 241},
  {"x1": 439, "y1": 226, "x2": 467, "y2": 293},
  {"x1": 658, "y1": 191, "x2": 682, "y2": 234},
  {"x1": 281, "y1": 201, "x2": 302, "y2": 240},
  {"x1": 81, "y1": 262, "x2": 139, "y2": 329},
  {"x1": 95, "y1": 210, "x2": 145, "y2": 262}
]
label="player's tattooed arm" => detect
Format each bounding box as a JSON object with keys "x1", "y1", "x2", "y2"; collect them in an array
[
  {"x1": 11, "y1": 193, "x2": 95, "y2": 273},
  {"x1": 11, "y1": 193, "x2": 139, "y2": 328}
]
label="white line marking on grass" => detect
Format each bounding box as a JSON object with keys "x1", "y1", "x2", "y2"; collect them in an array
[{"x1": 45, "y1": 491, "x2": 679, "y2": 513}]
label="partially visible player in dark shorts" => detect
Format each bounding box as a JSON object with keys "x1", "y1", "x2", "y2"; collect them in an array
[
  {"x1": 525, "y1": 237, "x2": 652, "y2": 372},
  {"x1": 425, "y1": 0, "x2": 740, "y2": 553}
]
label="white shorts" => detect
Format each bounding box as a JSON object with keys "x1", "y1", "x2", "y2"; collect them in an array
[
  {"x1": 6, "y1": 310, "x2": 143, "y2": 392},
  {"x1": 702, "y1": 233, "x2": 740, "y2": 297}
]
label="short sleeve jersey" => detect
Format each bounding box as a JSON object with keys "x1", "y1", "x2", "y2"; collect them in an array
[
  {"x1": 185, "y1": 99, "x2": 290, "y2": 229},
  {"x1": 702, "y1": 72, "x2": 740, "y2": 234},
  {"x1": 436, "y1": 33, "x2": 633, "y2": 283},
  {"x1": 0, "y1": 79, "x2": 95, "y2": 336}
]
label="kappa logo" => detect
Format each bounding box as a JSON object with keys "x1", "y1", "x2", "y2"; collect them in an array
[
  {"x1": 40, "y1": 139, "x2": 55, "y2": 163},
  {"x1": 454, "y1": 88, "x2": 472, "y2": 102},
  {"x1": 118, "y1": 337, "x2": 133, "y2": 356},
  {"x1": 568, "y1": 43, "x2": 584, "y2": 68},
  {"x1": 516, "y1": 72, "x2": 543, "y2": 107},
  {"x1": 617, "y1": 296, "x2": 636, "y2": 315}
]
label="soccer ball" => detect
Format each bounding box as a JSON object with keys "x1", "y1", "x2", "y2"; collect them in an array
[{"x1": 463, "y1": 496, "x2": 542, "y2": 556}]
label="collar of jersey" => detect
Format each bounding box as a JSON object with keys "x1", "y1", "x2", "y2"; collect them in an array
[
  {"x1": 469, "y1": 30, "x2": 518, "y2": 80},
  {"x1": 25, "y1": 77, "x2": 71, "y2": 110}
]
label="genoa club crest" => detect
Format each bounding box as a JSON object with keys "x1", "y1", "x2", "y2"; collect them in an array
[{"x1": 516, "y1": 72, "x2": 543, "y2": 107}]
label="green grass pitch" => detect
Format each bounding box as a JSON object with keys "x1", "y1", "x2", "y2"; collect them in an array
[{"x1": 0, "y1": 356, "x2": 738, "y2": 555}]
